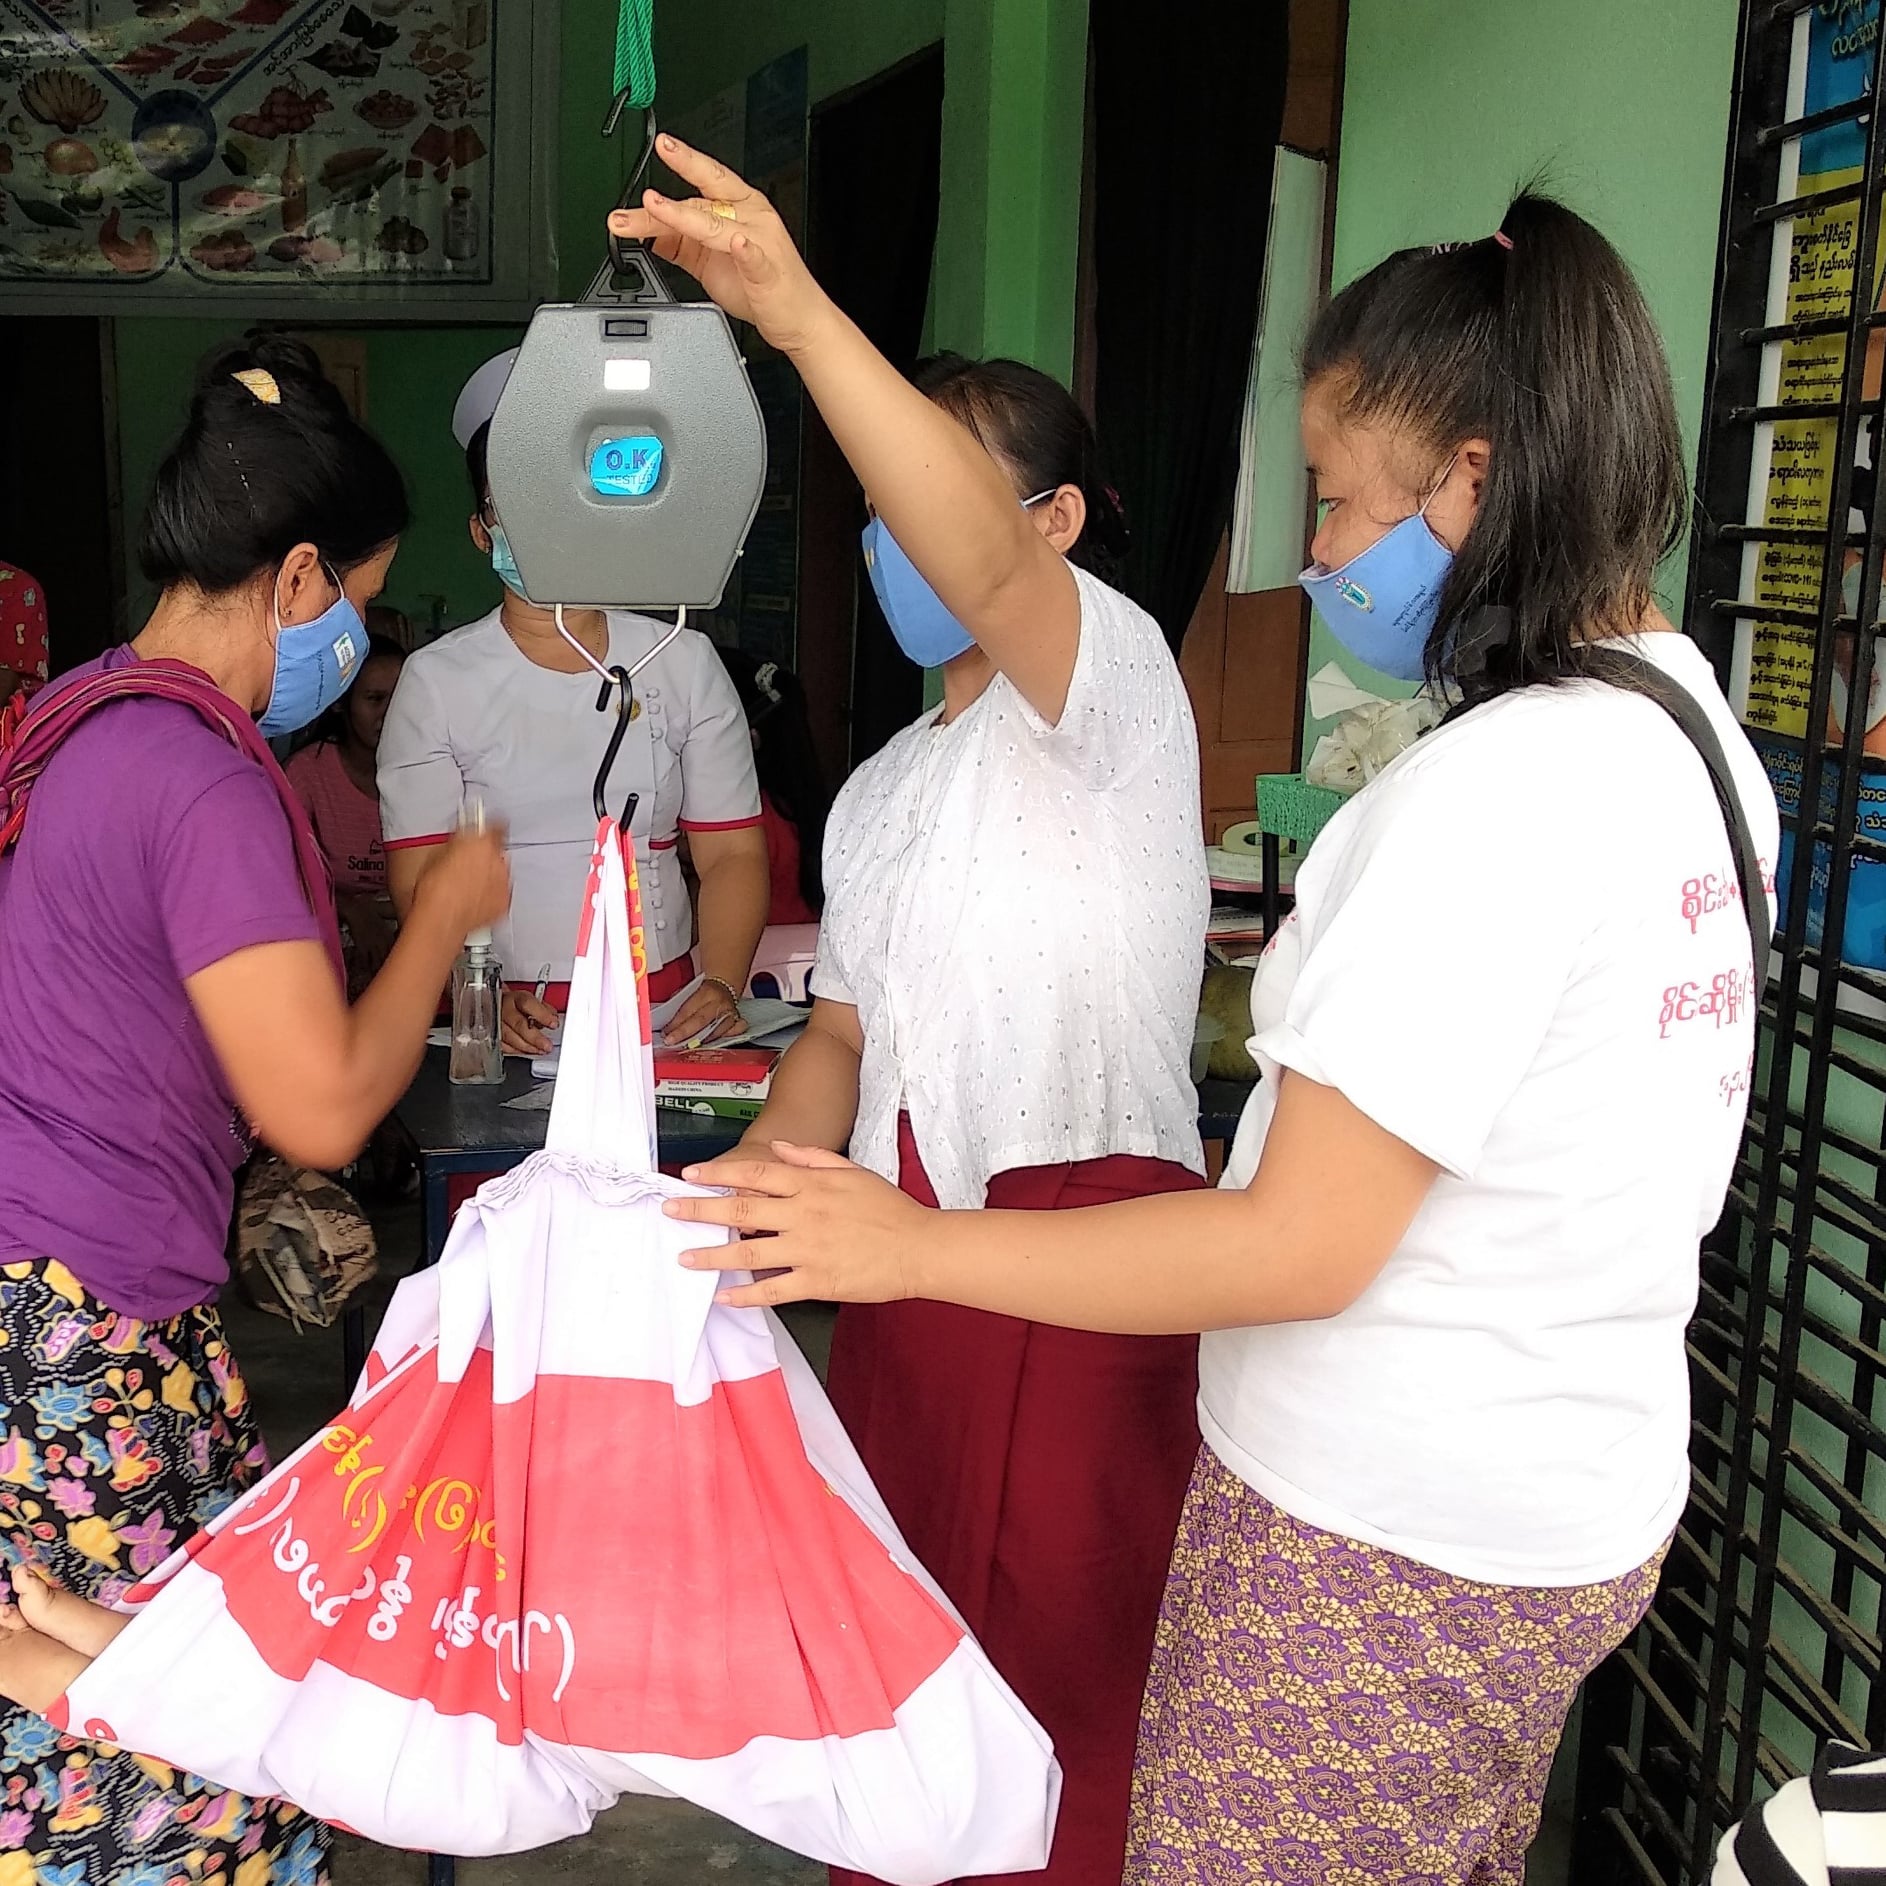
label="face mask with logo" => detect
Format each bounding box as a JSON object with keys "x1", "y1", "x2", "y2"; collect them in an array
[
  {"x1": 487, "y1": 521, "x2": 528, "y2": 599},
  {"x1": 258, "y1": 564, "x2": 364, "y2": 739},
  {"x1": 862, "y1": 492, "x2": 1057, "y2": 669},
  {"x1": 1297, "y1": 468, "x2": 1456, "y2": 684}
]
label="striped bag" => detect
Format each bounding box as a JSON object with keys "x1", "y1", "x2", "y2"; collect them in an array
[{"x1": 1715, "y1": 1744, "x2": 1886, "y2": 1884}]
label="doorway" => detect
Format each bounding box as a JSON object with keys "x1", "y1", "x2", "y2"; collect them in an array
[
  {"x1": 798, "y1": 45, "x2": 944, "y2": 786},
  {"x1": 0, "y1": 317, "x2": 123, "y2": 674}
]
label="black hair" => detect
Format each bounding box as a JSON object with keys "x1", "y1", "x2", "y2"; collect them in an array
[
  {"x1": 140, "y1": 333, "x2": 410, "y2": 595},
  {"x1": 715, "y1": 644, "x2": 829, "y2": 917},
  {"x1": 306, "y1": 631, "x2": 408, "y2": 749},
  {"x1": 1301, "y1": 191, "x2": 1687, "y2": 705},
  {"x1": 909, "y1": 353, "x2": 1129, "y2": 585},
  {"x1": 465, "y1": 420, "x2": 491, "y2": 509}
]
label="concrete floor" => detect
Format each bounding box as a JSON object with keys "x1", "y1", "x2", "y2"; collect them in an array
[
  {"x1": 223, "y1": 1194, "x2": 832, "y2": 1886},
  {"x1": 225, "y1": 1194, "x2": 1576, "y2": 1886}
]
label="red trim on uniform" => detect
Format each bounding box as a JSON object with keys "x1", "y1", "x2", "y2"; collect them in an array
[
  {"x1": 649, "y1": 835, "x2": 678, "y2": 851},
  {"x1": 677, "y1": 815, "x2": 764, "y2": 833},
  {"x1": 384, "y1": 832, "x2": 451, "y2": 852}
]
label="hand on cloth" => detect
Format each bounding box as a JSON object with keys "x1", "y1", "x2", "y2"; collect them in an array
[{"x1": 664, "y1": 1143, "x2": 926, "y2": 1308}]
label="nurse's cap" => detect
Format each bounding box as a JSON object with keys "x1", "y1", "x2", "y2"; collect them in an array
[{"x1": 451, "y1": 346, "x2": 520, "y2": 450}]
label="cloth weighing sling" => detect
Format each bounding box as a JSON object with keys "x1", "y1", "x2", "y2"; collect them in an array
[{"x1": 44, "y1": 815, "x2": 1061, "y2": 1880}]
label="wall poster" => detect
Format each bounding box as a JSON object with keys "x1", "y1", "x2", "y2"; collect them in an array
[
  {"x1": 1739, "y1": 0, "x2": 1886, "y2": 976},
  {"x1": 0, "y1": 0, "x2": 554, "y2": 313}
]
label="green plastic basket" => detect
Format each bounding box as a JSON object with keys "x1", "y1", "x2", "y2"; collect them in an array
[{"x1": 1255, "y1": 773, "x2": 1346, "y2": 848}]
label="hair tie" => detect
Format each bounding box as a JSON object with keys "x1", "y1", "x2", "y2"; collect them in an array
[
  {"x1": 1491, "y1": 230, "x2": 1514, "y2": 251},
  {"x1": 231, "y1": 367, "x2": 281, "y2": 405}
]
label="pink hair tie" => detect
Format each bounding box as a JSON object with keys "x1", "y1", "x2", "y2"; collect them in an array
[{"x1": 1491, "y1": 230, "x2": 1514, "y2": 251}]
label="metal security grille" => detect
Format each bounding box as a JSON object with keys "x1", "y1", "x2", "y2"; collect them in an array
[{"x1": 1571, "y1": 4, "x2": 1886, "y2": 1879}]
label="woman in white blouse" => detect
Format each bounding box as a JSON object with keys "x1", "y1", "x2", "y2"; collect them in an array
[
  {"x1": 669, "y1": 193, "x2": 1782, "y2": 1884},
  {"x1": 614, "y1": 142, "x2": 1209, "y2": 1886},
  {"x1": 378, "y1": 350, "x2": 769, "y2": 1057}
]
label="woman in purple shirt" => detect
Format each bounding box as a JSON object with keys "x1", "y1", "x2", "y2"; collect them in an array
[{"x1": 0, "y1": 336, "x2": 509, "y2": 1883}]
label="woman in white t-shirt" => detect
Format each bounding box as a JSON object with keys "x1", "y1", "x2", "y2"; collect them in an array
[
  {"x1": 668, "y1": 193, "x2": 1782, "y2": 1883},
  {"x1": 377, "y1": 351, "x2": 768, "y2": 1063},
  {"x1": 612, "y1": 141, "x2": 1209, "y2": 1886}
]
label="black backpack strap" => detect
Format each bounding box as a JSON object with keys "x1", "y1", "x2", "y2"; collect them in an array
[{"x1": 1596, "y1": 648, "x2": 1773, "y2": 990}]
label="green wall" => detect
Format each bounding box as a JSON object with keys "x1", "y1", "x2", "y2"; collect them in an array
[
  {"x1": 657, "y1": 0, "x2": 945, "y2": 117},
  {"x1": 656, "y1": 0, "x2": 1086, "y2": 376},
  {"x1": 1304, "y1": 0, "x2": 1740, "y2": 748}
]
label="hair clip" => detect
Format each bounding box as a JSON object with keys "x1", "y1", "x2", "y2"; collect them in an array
[
  {"x1": 754, "y1": 660, "x2": 783, "y2": 705},
  {"x1": 231, "y1": 367, "x2": 281, "y2": 406}
]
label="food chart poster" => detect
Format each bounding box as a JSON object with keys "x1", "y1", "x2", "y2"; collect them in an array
[{"x1": 0, "y1": 0, "x2": 550, "y2": 308}]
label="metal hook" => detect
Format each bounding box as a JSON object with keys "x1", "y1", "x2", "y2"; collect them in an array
[
  {"x1": 582, "y1": 606, "x2": 684, "y2": 825},
  {"x1": 592, "y1": 666, "x2": 641, "y2": 828},
  {"x1": 602, "y1": 101, "x2": 659, "y2": 284}
]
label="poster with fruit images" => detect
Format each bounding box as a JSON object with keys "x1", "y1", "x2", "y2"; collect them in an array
[{"x1": 0, "y1": 0, "x2": 501, "y2": 293}]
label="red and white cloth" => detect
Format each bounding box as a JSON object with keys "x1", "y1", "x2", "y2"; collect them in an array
[
  {"x1": 0, "y1": 563, "x2": 48, "y2": 694},
  {"x1": 49, "y1": 821, "x2": 1060, "y2": 1878}
]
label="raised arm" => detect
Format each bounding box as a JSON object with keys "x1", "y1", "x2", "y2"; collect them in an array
[{"x1": 610, "y1": 138, "x2": 1083, "y2": 722}]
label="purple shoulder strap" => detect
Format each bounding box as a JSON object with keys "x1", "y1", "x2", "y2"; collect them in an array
[{"x1": 0, "y1": 659, "x2": 345, "y2": 976}]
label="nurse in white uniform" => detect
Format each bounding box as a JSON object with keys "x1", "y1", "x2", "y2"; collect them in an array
[{"x1": 378, "y1": 349, "x2": 768, "y2": 1055}]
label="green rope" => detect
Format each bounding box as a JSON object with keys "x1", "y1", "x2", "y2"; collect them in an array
[{"x1": 614, "y1": 0, "x2": 656, "y2": 108}]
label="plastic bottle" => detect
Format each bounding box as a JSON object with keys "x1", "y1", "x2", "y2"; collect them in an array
[
  {"x1": 449, "y1": 931, "x2": 504, "y2": 1085},
  {"x1": 448, "y1": 799, "x2": 504, "y2": 1084}
]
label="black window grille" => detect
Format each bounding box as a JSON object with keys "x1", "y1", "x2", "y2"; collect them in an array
[{"x1": 1573, "y1": 3, "x2": 1886, "y2": 1879}]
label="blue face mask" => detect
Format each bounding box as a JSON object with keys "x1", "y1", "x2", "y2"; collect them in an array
[
  {"x1": 487, "y1": 520, "x2": 527, "y2": 598},
  {"x1": 861, "y1": 492, "x2": 1056, "y2": 669},
  {"x1": 258, "y1": 566, "x2": 364, "y2": 739},
  {"x1": 1298, "y1": 488, "x2": 1454, "y2": 684}
]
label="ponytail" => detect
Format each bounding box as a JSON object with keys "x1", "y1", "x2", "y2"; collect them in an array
[
  {"x1": 910, "y1": 353, "x2": 1130, "y2": 586},
  {"x1": 140, "y1": 331, "x2": 410, "y2": 597},
  {"x1": 1301, "y1": 192, "x2": 1687, "y2": 705}
]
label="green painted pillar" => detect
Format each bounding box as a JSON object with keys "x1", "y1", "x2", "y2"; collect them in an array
[{"x1": 935, "y1": 0, "x2": 1089, "y2": 378}]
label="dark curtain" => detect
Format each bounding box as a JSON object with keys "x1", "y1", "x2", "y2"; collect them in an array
[
  {"x1": 1089, "y1": 1, "x2": 1289, "y2": 648},
  {"x1": 802, "y1": 48, "x2": 944, "y2": 775}
]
